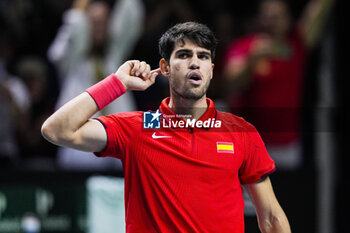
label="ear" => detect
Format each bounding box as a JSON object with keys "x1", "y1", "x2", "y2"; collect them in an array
[
  {"x1": 159, "y1": 58, "x2": 170, "y2": 78},
  {"x1": 210, "y1": 63, "x2": 215, "y2": 80}
]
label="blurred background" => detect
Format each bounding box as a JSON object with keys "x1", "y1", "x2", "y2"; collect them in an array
[{"x1": 0, "y1": 0, "x2": 347, "y2": 232}]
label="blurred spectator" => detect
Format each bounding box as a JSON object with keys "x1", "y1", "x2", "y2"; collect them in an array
[
  {"x1": 0, "y1": 30, "x2": 31, "y2": 168},
  {"x1": 207, "y1": 8, "x2": 236, "y2": 103},
  {"x1": 48, "y1": 0, "x2": 144, "y2": 171},
  {"x1": 15, "y1": 56, "x2": 58, "y2": 169},
  {"x1": 0, "y1": 0, "x2": 64, "y2": 58},
  {"x1": 212, "y1": 10, "x2": 235, "y2": 73},
  {"x1": 222, "y1": 0, "x2": 333, "y2": 170}
]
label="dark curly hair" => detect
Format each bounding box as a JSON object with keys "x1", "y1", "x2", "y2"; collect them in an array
[{"x1": 158, "y1": 22, "x2": 217, "y2": 62}]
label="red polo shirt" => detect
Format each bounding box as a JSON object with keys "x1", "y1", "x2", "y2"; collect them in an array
[{"x1": 95, "y1": 98, "x2": 275, "y2": 233}]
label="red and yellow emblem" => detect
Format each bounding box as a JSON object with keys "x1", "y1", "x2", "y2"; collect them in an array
[{"x1": 216, "y1": 142, "x2": 234, "y2": 154}]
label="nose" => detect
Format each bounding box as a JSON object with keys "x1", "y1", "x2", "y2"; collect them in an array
[{"x1": 189, "y1": 56, "x2": 200, "y2": 70}]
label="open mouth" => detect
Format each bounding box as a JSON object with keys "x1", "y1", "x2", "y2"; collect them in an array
[{"x1": 187, "y1": 72, "x2": 202, "y2": 85}]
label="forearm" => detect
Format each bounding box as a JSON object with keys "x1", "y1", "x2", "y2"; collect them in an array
[
  {"x1": 42, "y1": 60, "x2": 159, "y2": 151},
  {"x1": 108, "y1": 0, "x2": 145, "y2": 70},
  {"x1": 42, "y1": 73, "x2": 126, "y2": 151},
  {"x1": 244, "y1": 178, "x2": 291, "y2": 233},
  {"x1": 258, "y1": 211, "x2": 291, "y2": 233},
  {"x1": 48, "y1": 7, "x2": 89, "y2": 71},
  {"x1": 300, "y1": 0, "x2": 334, "y2": 47}
]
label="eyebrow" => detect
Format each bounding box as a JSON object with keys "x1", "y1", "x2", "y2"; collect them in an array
[
  {"x1": 198, "y1": 51, "x2": 211, "y2": 57},
  {"x1": 175, "y1": 49, "x2": 192, "y2": 55},
  {"x1": 175, "y1": 49, "x2": 211, "y2": 57}
]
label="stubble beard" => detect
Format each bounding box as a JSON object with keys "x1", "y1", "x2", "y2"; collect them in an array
[{"x1": 170, "y1": 78, "x2": 211, "y2": 100}]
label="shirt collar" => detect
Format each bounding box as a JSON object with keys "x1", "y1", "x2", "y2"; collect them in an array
[{"x1": 158, "y1": 97, "x2": 217, "y2": 128}]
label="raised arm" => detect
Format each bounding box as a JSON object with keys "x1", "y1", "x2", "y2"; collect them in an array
[
  {"x1": 106, "y1": 0, "x2": 145, "y2": 72},
  {"x1": 41, "y1": 60, "x2": 160, "y2": 152},
  {"x1": 47, "y1": 0, "x2": 91, "y2": 75},
  {"x1": 298, "y1": 0, "x2": 334, "y2": 48},
  {"x1": 244, "y1": 177, "x2": 291, "y2": 233}
]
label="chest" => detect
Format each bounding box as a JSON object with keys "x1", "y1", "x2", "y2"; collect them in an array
[
  {"x1": 125, "y1": 129, "x2": 245, "y2": 182},
  {"x1": 252, "y1": 42, "x2": 305, "y2": 80}
]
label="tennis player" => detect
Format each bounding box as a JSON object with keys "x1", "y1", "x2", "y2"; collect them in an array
[{"x1": 42, "y1": 22, "x2": 291, "y2": 233}]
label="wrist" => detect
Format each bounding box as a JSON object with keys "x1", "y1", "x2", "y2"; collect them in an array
[
  {"x1": 86, "y1": 74, "x2": 126, "y2": 110},
  {"x1": 114, "y1": 72, "x2": 128, "y2": 90}
]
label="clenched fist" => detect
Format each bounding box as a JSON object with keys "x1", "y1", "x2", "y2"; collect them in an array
[{"x1": 116, "y1": 60, "x2": 161, "y2": 91}]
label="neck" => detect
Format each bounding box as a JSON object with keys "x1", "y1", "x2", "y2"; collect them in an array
[{"x1": 168, "y1": 95, "x2": 208, "y2": 120}]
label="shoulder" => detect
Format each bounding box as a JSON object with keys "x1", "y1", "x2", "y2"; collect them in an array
[
  {"x1": 217, "y1": 111, "x2": 266, "y2": 148},
  {"x1": 217, "y1": 111, "x2": 256, "y2": 132},
  {"x1": 220, "y1": 112, "x2": 267, "y2": 149}
]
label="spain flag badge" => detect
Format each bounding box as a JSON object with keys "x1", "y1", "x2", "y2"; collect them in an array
[{"x1": 216, "y1": 142, "x2": 234, "y2": 154}]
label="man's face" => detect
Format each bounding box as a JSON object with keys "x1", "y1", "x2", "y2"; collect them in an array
[
  {"x1": 258, "y1": 0, "x2": 291, "y2": 37},
  {"x1": 166, "y1": 39, "x2": 214, "y2": 100}
]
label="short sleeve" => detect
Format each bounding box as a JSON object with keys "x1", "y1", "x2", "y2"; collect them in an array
[
  {"x1": 239, "y1": 126, "x2": 276, "y2": 184},
  {"x1": 93, "y1": 115, "x2": 126, "y2": 160}
]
